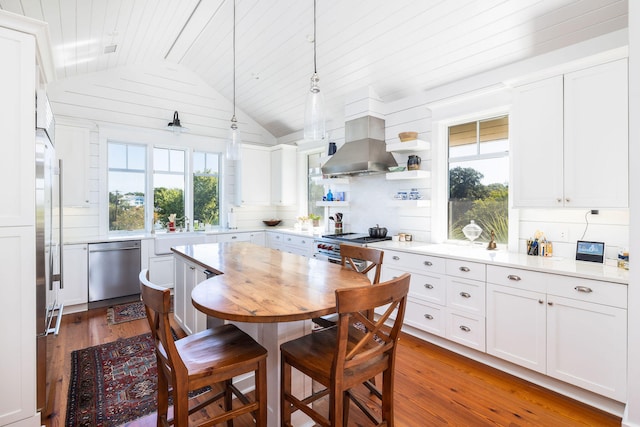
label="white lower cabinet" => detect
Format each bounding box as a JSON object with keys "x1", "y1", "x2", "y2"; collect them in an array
[
  {"x1": 174, "y1": 256, "x2": 208, "y2": 335},
  {"x1": 267, "y1": 232, "x2": 313, "y2": 257},
  {"x1": 486, "y1": 265, "x2": 627, "y2": 401},
  {"x1": 59, "y1": 244, "x2": 88, "y2": 307},
  {"x1": 149, "y1": 255, "x2": 174, "y2": 289}
]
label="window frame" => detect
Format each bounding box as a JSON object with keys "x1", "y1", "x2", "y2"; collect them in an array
[{"x1": 107, "y1": 141, "x2": 148, "y2": 233}]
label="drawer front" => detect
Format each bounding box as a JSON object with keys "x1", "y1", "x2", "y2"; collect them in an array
[
  {"x1": 546, "y1": 275, "x2": 627, "y2": 308},
  {"x1": 283, "y1": 234, "x2": 313, "y2": 249},
  {"x1": 218, "y1": 232, "x2": 251, "y2": 243},
  {"x1": 385, "y1": 250, "x2": 446, "y2": 274},
  {"x1": 446, "y1": 309, "x2": 485, "y2": 351},
  {"x1": 446, "y1": 259, "x2": 486, "y2": 281},
  {"x1": 383, "y1": 266, "x2": 445, "y2": 305},
  {"x1": 404, "y1": 298, "x2": 445, "y2": 337},
  {"x1": 486, "y1": 265, "x2": 547, "y2": 293},
  {"x1": 446, "y1": 276, "x2": 485, "y2": 315}
]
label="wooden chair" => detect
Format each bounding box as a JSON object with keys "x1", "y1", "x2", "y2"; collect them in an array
[
  {"x1": 311, "y1": 244, "x2": 384, "y2": 329},
  {"x1": 281, "y1": 273, "x2": 411, "y2": 427},
  {"x1": 139, "y1": 270, "x2": 268, "y2": 427}
]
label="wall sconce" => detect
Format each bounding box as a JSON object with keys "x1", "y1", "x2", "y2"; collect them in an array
[{"x1": 166, "y1": 111, "x2": 188, "y2": 134}]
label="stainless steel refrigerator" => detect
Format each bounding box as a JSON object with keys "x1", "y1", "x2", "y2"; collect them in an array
[{"x1": 35, "y1": 90, "x2": 63, "y2": 413}]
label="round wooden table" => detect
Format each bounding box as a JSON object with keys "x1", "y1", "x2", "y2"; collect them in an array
[{"x1": 176, "y1": 242, "x2": 371, "y2": 426}]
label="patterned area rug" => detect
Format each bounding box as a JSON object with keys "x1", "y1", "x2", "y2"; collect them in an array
[
  {"x1": 66, "y1": 333, "x2": 158, "y2": 426},
  {"x1": 107, "y1": 301, "x2": 146, "y2": 325}
]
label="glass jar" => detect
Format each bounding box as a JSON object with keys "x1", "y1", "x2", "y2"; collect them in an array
[{"x1": 407, "y1": 155, "x2": 421, "y2": 170}]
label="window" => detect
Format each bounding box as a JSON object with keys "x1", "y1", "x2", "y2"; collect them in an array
[
  {"x1": 448, "y1": 116, "x2": 509, "y2": 243},
  {"x1": 307, "y1": 152, "x2": 324, "y2": 218},
  {"x1": 108, "y1": 142, "x2": 146, "y2": 231},
  {"x1": 153, "y1": 148, "x2": 185, "y2": 230},
  {"x1": 193, "y1": 151, "x2": 220, "y2": 227}
]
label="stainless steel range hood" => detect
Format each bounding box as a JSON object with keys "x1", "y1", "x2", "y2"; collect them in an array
[{"x1": 321, "y1": 116, "x2": 397, "y2": 176}]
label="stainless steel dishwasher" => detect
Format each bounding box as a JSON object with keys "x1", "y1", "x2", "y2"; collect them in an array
[{"x1": 88, "y1": 240, "x2": 141, "y2": 306}]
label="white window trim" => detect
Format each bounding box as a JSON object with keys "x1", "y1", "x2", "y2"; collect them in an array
[{"x1": 429, "y1": 88, "x2": 519, "y2": 251}]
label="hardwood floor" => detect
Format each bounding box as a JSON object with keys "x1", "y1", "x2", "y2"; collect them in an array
[{"x1": 42, "y1": 306, "x2": 621, "y2": 426}]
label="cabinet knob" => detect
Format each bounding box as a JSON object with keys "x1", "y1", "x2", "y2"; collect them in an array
[
  {"x1": 393, "y1": 255, "x2": 400, "y2": 260},
  {"x1": 507, "y1": 274, "x2": 521, "y2": 281},
  {"x1": 565, "y1": 198, "x2": 571, "y2": 203},
  {"x1": 424, "y1": 260, "x2": 433, "y2": 266},
  {"x1": 574, "y1": 286, "x2": 593, "y2": 293},
  {"x1": 459, "y1": 325, "x2": 471, "y2": 332},
  {"x1": 548, "y1": 301, "x2": 554, "y2": 306},
  {"x1": 424, "y1": 314, "x2": 434, "y2": 320},
  {"x1": 538, "y1": 299, "x2": 544, "y2": 304},
  {"x1": 460, "y1": 291, "x2": 471, "y2": 298},
  {"x1": 459, "y1": 266, "x2": 470, "y2": 272},
  {"x1": 556, "y1": 198, "x2": 562, "y2": 203},
  {"x1": 424, "y1": 283, "x2": 434, "y2": 289},
  {"x1": 190, "y1": 266, "x2": 195, "y2": 270}
]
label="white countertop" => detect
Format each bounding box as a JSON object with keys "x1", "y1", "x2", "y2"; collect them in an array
[{"x1": 368, "y1": 241, "x2": 628, "y2": 284}]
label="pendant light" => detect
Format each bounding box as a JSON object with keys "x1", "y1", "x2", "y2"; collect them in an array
[
  {"x1": 226, "y1": 0, "x2": 241, "y2": 160},
  {"x1": 303, "y1": 0, "x2": 326, "y2": 141}
]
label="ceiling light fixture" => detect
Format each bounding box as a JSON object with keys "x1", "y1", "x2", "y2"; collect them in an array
[
  {"x1": 226, "y1": 0, "x2": 241, "y2": 160},
  {"x1": 304, "y1": 0, "x2": 326, "y2": 141},
  {"x1": 166, "y1": 111, "x2": 188, "y2": 134}
]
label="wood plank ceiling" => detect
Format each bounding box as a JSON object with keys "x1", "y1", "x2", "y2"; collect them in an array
[{"x1": 0, "y1": 0, "x2": 628, "y2": 139}]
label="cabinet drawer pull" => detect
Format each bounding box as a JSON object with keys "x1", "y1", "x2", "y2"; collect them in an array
[
  {"x1": 460, "y1": 291, "x2": 471, "y2": 298},
  {"x1": 424, "y1": 283, "x2": 434, "y2": 289},
  {"x1": 301, "y1": 240, "x2": 306, "y2": 244},
  {"x1": 424, "y1": 260, "x2": 433, "y2": 266},
  {"x1": 574, "y1": 286, "x2": 593, "y2": 293},
  {"x1": 393, "y1": 255, "x2": 400, "y2": 260},
  {"x1": 538, "y1": 299, "x2": 544, "y2": 304},
  {"x1": 190, "y1": 266, "x2": 196, "y2": 270},
  {"x1": 424, "y1": 314, "x2": 433, "y2": 320},
  {"x1": 459, "y1": 266, "x2": 470, "y2": 272},
  {"x1": 231, "y1": 236, "x2": 237, "y2": 239},
  {"x1": 548, "y1": 301, "x2": 554, "y2": 306},
  {"x1": 507, "y1": 274, "x2": 521, "y2": 281},
  {"x1": 287, "y1": 237, "x2": 292, "y2": 241},
  {"x1": 459, "y1": 325, "x2": 471, "y2": 332}
]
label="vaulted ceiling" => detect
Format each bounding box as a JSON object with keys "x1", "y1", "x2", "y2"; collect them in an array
[{"x1": 0, "y1": 0, "x2": 628, "y2": 139}]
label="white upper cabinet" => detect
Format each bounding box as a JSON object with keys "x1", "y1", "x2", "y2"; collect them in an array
[
  {"x1": 512, "y1": 59, "x2": 628, "y2": 208},
  {"x1": 237, "y1": 145, "x2": 271, "y2": 206},
  {"x1": 271, "y1": 145, "x2": 296, "y2": 206},
  {"x1": 56, "y1": 125, "x2": 90, "y2": 207}
]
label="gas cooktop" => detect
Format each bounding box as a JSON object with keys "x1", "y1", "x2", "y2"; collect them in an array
[{"x1": 322, "y1": 232, "x2": 392, "y2": 244}]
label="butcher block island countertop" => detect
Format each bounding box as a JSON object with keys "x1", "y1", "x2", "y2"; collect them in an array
[{"x1": 172, "y1": 241, "x2": 371, "y2": 322}]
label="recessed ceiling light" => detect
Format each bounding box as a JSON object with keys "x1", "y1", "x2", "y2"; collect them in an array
[{"x1": 104, "y1": 44, "x2": 117, "y2": 54}]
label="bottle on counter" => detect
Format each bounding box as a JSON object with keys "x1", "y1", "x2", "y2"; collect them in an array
[{"x1": 618, "y1": 250, "x2": 629, "y2": 270}]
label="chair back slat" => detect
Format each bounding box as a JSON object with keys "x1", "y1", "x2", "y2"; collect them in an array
[
  {"x1": 333, "y1": 273, "x2": 410, "y2": 374},
  {"x1": 139, "y1": 270, "x2": 187, "y2": 375},
  {"x1": 340, "y1": 244, "x2": 384, "y2": 284}
]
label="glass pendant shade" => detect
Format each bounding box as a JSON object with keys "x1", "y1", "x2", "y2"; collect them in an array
[
  {"x1": 304, "y1": 72, "x2": 326, "y2": 141},
  {"x1": 226, "y1": 116, "x2": 241, "y2": 160}
]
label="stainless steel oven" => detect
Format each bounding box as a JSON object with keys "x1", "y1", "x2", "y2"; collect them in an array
[{"x1": 313, "y1": 233, "x2": 391, "y2": 268}]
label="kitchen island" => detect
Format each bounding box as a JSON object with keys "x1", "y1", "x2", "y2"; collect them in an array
[{"x1": 172, "y1": 242, "x2": 371, "y2": 426}]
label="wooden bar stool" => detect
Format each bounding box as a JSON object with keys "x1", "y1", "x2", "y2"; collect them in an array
[
  {"x1": 311, "y1": 244, "x2": 384, "y2": 329},
  {"x1": 139, "y1": 270, "x2": 268, "y2": 426},
  {"x1": 281, "y1": 273, "x2": 410, "y2": 427}
]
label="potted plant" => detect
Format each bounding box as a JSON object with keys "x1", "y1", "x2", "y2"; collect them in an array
[{"x1": 309, "y1": 213, "x2": 321, "y2": 227}]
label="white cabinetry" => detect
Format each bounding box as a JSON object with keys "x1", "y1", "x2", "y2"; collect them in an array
[
  {"x1": 56, "y1": 125, "x2": 90, "y2": 207},
  {"x1": 174, "y1": 256, "x2": 208, "y2": 335},
  {"x1": 59, "y1": 244, "x2": 88, "y2": 307},
  {"x1": 237, "y1": 145, "x2": 270, "y2": 206},
  {"x1": 267, "y1": 232, "x2": 313, "y2": 257},
  {"x1": 149, "y1": 256, "x2": 174, "y2": 289},
  {"x1": 486, "y1": 265, "x2": 627, "y2": 401},
  {"x1": 380, "y1": 250, "x2": 488, "y2": 352},
  {"x1": 271, "y1": 145, "x2": 297, "y2": 206},
  {"x1": 512, "y1": 59, "x2": 628, "y2": 208},
  {"x1": 0, "y1": 17, "x2": 53, "y2": 426}
]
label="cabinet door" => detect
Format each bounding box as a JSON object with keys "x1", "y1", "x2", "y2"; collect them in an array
[
  {"x1": 183, "y1": 261, "x2": 206, "y2": 335},
  {"x1": 173, "y1": 257, "x2": 187, "y2": 331},
  {"x1": 249, "y1": 231, "x2": 266, "y2": 247},
  {"x1": 271, "y1": 146, "x2": 297, "y2": 206},
  {"x1": 511, "y1": 76, "x2": 564, "y2": 207},
  {"x1": 486, "y1": 283, "x2": 546, "y2": 373},
  {"x1": 547, "y1": 295, "x2": 627, "y2": 401},
  {"x1": 149, "y1": 256, "x2": 174, "y2": 288},
  {"x1": 564, "y1": 59, "x2": 628, "y2": 208},
  {"x1": 59, "y1": 244, "x2": 88, "y2": 306},
  {"x1": 56, "y1": 125, "x2": 90, "y2": 207},
  {"x1": 0, "y1": 28, "x2": 36, "y2": 227},
  {"x1": 237, "y1": 146, "x2": 271, "y2": 205}
]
